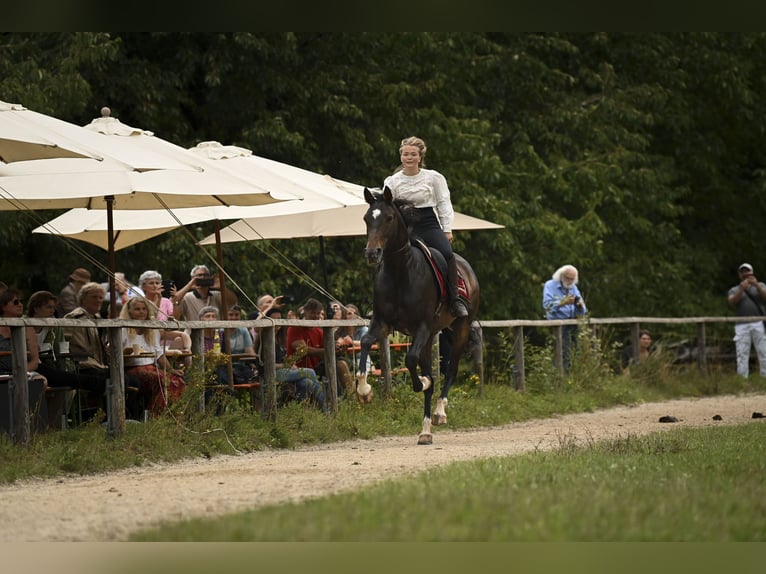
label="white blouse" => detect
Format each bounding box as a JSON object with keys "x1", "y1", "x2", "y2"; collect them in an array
[
  {"x1": 383, "y1": 168, "x2": 455, "y2": 232},
  {"x1": 122, "y1": 329, "x2": 164, "y2": 367}
]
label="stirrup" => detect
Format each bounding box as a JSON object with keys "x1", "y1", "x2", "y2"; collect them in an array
[{"x1": 451, "y1": 299, "x2": 468, "y2": 317}]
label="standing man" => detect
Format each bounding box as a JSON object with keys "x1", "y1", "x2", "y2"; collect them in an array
[
  {"x1": 172, "y1": 265, "x2": 222, "y2": 323},
  {"x1": 727, "y1": 263, "x2": 766, "y2": 378},
  {"x1": 542, "y1": 264, "x2": 587, "y2": 373},
  {"x1": 56, "y1": 267, "x2": 91, "y2": 317}
]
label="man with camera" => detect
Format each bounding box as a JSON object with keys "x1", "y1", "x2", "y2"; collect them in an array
[
  {"x1": 172, "y1": 264, "x2": 223, "y2": 323},
  {"x1": 727, "y1": 262, "x2": 766, "y2": 378},
  {"x1": 543, "y1": 264, "x2": 588, "y2": 373}
]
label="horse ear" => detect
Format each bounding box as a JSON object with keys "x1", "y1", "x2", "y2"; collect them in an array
[
  {"x1": 383, "y1": 186, "x2": 393, "y2": 202},
  {"x1": 364, "y1": 187, "x2": 375, "y2": 204}
]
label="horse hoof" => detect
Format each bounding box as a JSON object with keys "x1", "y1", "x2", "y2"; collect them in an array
[
  {"x1": 432, "y1": 413, "x2": 447, "y2": 426},
  {"x1": 357, "y1": 388, "x2": 374, "y2": 404},
  {"x1": 417, "y1": 433, "x2": 433, "y2": 445}
]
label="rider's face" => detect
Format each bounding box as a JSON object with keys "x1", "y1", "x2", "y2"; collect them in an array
[{"x1": 400, "y1": 145, "x2": 421, "y2": 169}]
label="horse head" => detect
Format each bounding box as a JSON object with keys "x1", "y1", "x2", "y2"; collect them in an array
[{"x1": 363, "y1": 186, "x2": 405, "y2": 266}]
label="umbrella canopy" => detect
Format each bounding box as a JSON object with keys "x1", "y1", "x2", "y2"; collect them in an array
[
  {"x1": 198, "y1": 204, "x2": 503, "y2": 244},
  {"x1": 1, "y1": 108, "x2": 290, "y2": 211},
  {"x1": 33, "y1": 202, "x2": 502, "y2": 250},
  {"x1": 0, "y1": 100, "x2": 99, "y2": 163}
]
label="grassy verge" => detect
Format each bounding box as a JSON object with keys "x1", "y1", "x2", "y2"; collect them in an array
[{"x1": 130, "y1": 423, "x2": 766, "y2": 541}]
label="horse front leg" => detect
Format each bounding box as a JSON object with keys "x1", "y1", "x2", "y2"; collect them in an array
[
  {"x1": 406, "y1": 328, "x2": 433, "y2": 394},
  {"x1": 412, "y1": 332, "x2": 435, "y2": 445},
  {"x1": 355, "y1": 321, "x2": 388, "y2": 403}
]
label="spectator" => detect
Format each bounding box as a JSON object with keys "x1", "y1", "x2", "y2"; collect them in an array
[
  {"x1": 727, "y1": 262, "x2": 766, "y2": 378},
  {"x1": 621, "y1": 329, "x2": 654, "y2": 370},
  {"x1": 56, "y1": 267, "x2": 91, "y2": 317},
  {"x1": 542, "y1": 264, "x2": 587, "y2": 373},
  {"x1": 262, "y1": 307, "x2": 327, "y2": 412},
  {"x1": 286, "y1": 297, "x2": 353, "y2": 397},
  {"x1": 138, "y1": 270, "x2": 191, "y2": 354},
  {"x1": 102, "y1": 272, "x2": 143, "y2": 317},
  {"x1": 172, "y1": 265, "x2": 222, "y2": 322},
  {"x1": 120, "y1": 296, "x2": 185, "y2": 415},
  {"x1": 62, "y1": 282, "x2": 109, "y2": 375}
]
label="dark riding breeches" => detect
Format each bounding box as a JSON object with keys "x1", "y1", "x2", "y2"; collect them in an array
[{"x1": 411, "y1": 208, "x2": 454, "y2": 263}]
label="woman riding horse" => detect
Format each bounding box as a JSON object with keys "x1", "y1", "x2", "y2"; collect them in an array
[
  {"x1": 357, "y1": 186, "x2": 480, "y2": 445},
  {"x1": 383, "y1": 136, "x2": 468, "y2": 318}
]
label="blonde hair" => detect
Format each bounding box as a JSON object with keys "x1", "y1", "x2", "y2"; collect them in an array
[
  {"x1": 398, "y1": 136, "x2": 427, "y2": 168},
  {"x1": 120, "y1": 295, "x2": 159, "y2": 345}
]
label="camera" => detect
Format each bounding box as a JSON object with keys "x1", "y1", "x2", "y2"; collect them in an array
[
  {"x1": 574, "y1": 296, "x2": 582, "y2": 305},
  {"x1": 195, "y1": 278, "x2": 214, "y2": 288},
  {"x1": 161, "y1": 280, "x2": 175, "y2": 299}
]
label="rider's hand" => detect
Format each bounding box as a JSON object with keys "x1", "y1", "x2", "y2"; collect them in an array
[{"x1": 445, "y1": 231, "x2": 454, "y2": 244}]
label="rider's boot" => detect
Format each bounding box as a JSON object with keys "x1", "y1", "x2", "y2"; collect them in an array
[{"x1": 447, "y1": 256, "x2": 468, "y2": 317}]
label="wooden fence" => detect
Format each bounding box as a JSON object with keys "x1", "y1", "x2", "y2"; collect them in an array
[{"x1": 2, "y1": 314, "x2": 761, "y2": 445}]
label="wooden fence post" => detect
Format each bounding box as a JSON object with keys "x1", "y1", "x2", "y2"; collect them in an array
[
  {"x1": 10, "y1": 325, "x2": 30, "y2": 446},
  {"x1": 513, "y1": 325, "x2": 525, "y2": 391},
  {"x1": 106, "y1": 326, "x2": 126, "y2": 439}
]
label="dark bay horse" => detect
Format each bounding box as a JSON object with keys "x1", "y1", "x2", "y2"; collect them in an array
[{"x1": 355, "y1": 187, "x2": 480, "y2": 445}]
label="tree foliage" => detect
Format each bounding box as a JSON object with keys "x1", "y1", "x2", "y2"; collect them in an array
[{"x1": 2, "y1": 32, "x2": 764, "y2": 320}]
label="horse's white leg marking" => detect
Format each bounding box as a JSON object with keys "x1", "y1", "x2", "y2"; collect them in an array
[
  {"x1": 433, "y1": 397, "x2": 448, "y2": 426},
  {"x1": 418, "y1": 416, "x2": 433, "y2": 445},
  {"x1": 355, "y1": 371, "x2": 372, "y2": 397},
  {"x1": 419, "y1": 375, "x2": 431, "y2": 392}
]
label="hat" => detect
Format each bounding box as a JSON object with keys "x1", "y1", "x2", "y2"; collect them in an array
[
  {"x1": 739, "y1": 263, "x2": 754, "y2": 272},
  {"x1": 69, "y1": 268, "x2": 91, "y2": 283}
]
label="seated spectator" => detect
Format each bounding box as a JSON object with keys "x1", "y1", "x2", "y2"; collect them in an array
[
  {"x1": 621, "y1": 329, "x2": 654, "y2": 370},
  {"x1": 56, "y1": 267, "x2": 91, "y2": 317},
  {"x1": 138, "y1": 270, "x2": 191, "y2": 354},
  {"x1": 27, "y1": 290, "x2": 63, "y2": 359},
  {"x1": 224, "y1": 304, "x2": 259, "y2": 386},
  {"x1": 286, "y1": 297, "x2": 353, "y2": 397},
  {"x1": 61, "y1": 283, "x2": 112, "y2": 414},
  {"x1": 120, "y1": 296, "x2": 185, "y2": 416},
  {"x1": 261, "y1": 307, "x2": 326, "y2": 412},
  {"x1": 63, "y1": 282, "x2": 109, "y2": 373}
]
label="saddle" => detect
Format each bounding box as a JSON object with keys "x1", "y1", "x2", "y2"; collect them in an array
[{"x1": 412, "y1": 239, "x2": 470, "y2": 304}]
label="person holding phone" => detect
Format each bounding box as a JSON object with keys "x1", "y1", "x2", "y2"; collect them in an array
[{"x1": 172, "y1": 264, "x2": 223, "y2": 323}]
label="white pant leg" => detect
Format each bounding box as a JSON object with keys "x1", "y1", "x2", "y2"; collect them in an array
[
  {"x1": 734, "y1": 322, "x2": 755, "y2": 377},
  {"x1": 751, "y1": 322, "x2": 766, "y2": 376}
]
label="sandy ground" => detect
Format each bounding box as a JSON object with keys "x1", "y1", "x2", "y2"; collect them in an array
[{"x1": 1, "y1": 392, "x2": 764, "y2": 542}]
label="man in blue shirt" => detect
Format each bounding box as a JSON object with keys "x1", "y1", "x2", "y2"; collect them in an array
[{"x1": 542, "y1": 264, "x2": 587, "y2": 373}]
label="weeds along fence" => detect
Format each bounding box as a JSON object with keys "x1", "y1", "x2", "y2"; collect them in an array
[
  {"x1": 1, "y1": 315, "x2": 760, "y2": 445},
  {"x1": 478, "y1": 315, "x2": 764, "y2": 391}
]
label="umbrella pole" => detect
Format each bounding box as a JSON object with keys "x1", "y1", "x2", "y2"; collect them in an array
[
  {"x1": 107, "y1": 196, "x2": 117, "y2": 319},
  {"x1": 215, "y1": 221, "x2": 234, "y2": 390},
  {"x1": 319, "y1": 236, "x2": 328, "y2": 291}
]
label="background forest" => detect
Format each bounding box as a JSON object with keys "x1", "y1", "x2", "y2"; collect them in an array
[{"x1": 1, "y1": 32, "x2": 764, "y2": 322}]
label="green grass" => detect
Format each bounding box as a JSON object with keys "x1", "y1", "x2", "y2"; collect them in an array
[{"x1": 130, "y1": 423, "x2": 766, "y2": 541}]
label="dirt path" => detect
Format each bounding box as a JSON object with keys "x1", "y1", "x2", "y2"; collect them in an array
[{"x1": 1, "y1": 392, "x2": 764, "y2": 542}]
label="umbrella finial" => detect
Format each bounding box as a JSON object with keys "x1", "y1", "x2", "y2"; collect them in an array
[{"x1": 101, "y1": 106, "x2": 111, "y2": 118}]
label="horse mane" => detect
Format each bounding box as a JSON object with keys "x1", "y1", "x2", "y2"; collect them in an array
[{"x1": 368, "y1": 188, "x2": 417, "y2": 229}]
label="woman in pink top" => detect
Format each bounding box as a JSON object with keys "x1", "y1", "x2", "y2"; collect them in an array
[{"x1": 138, "y1": 270, "x2": 191, "y2": 352}]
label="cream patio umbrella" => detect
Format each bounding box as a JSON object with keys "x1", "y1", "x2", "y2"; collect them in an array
[
  {"x1": 1, "y1": 107, "x2": 293, "y2": 314},
  {"x1": 0, "y1": 100, "x2": 100, "y2": 163}
]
